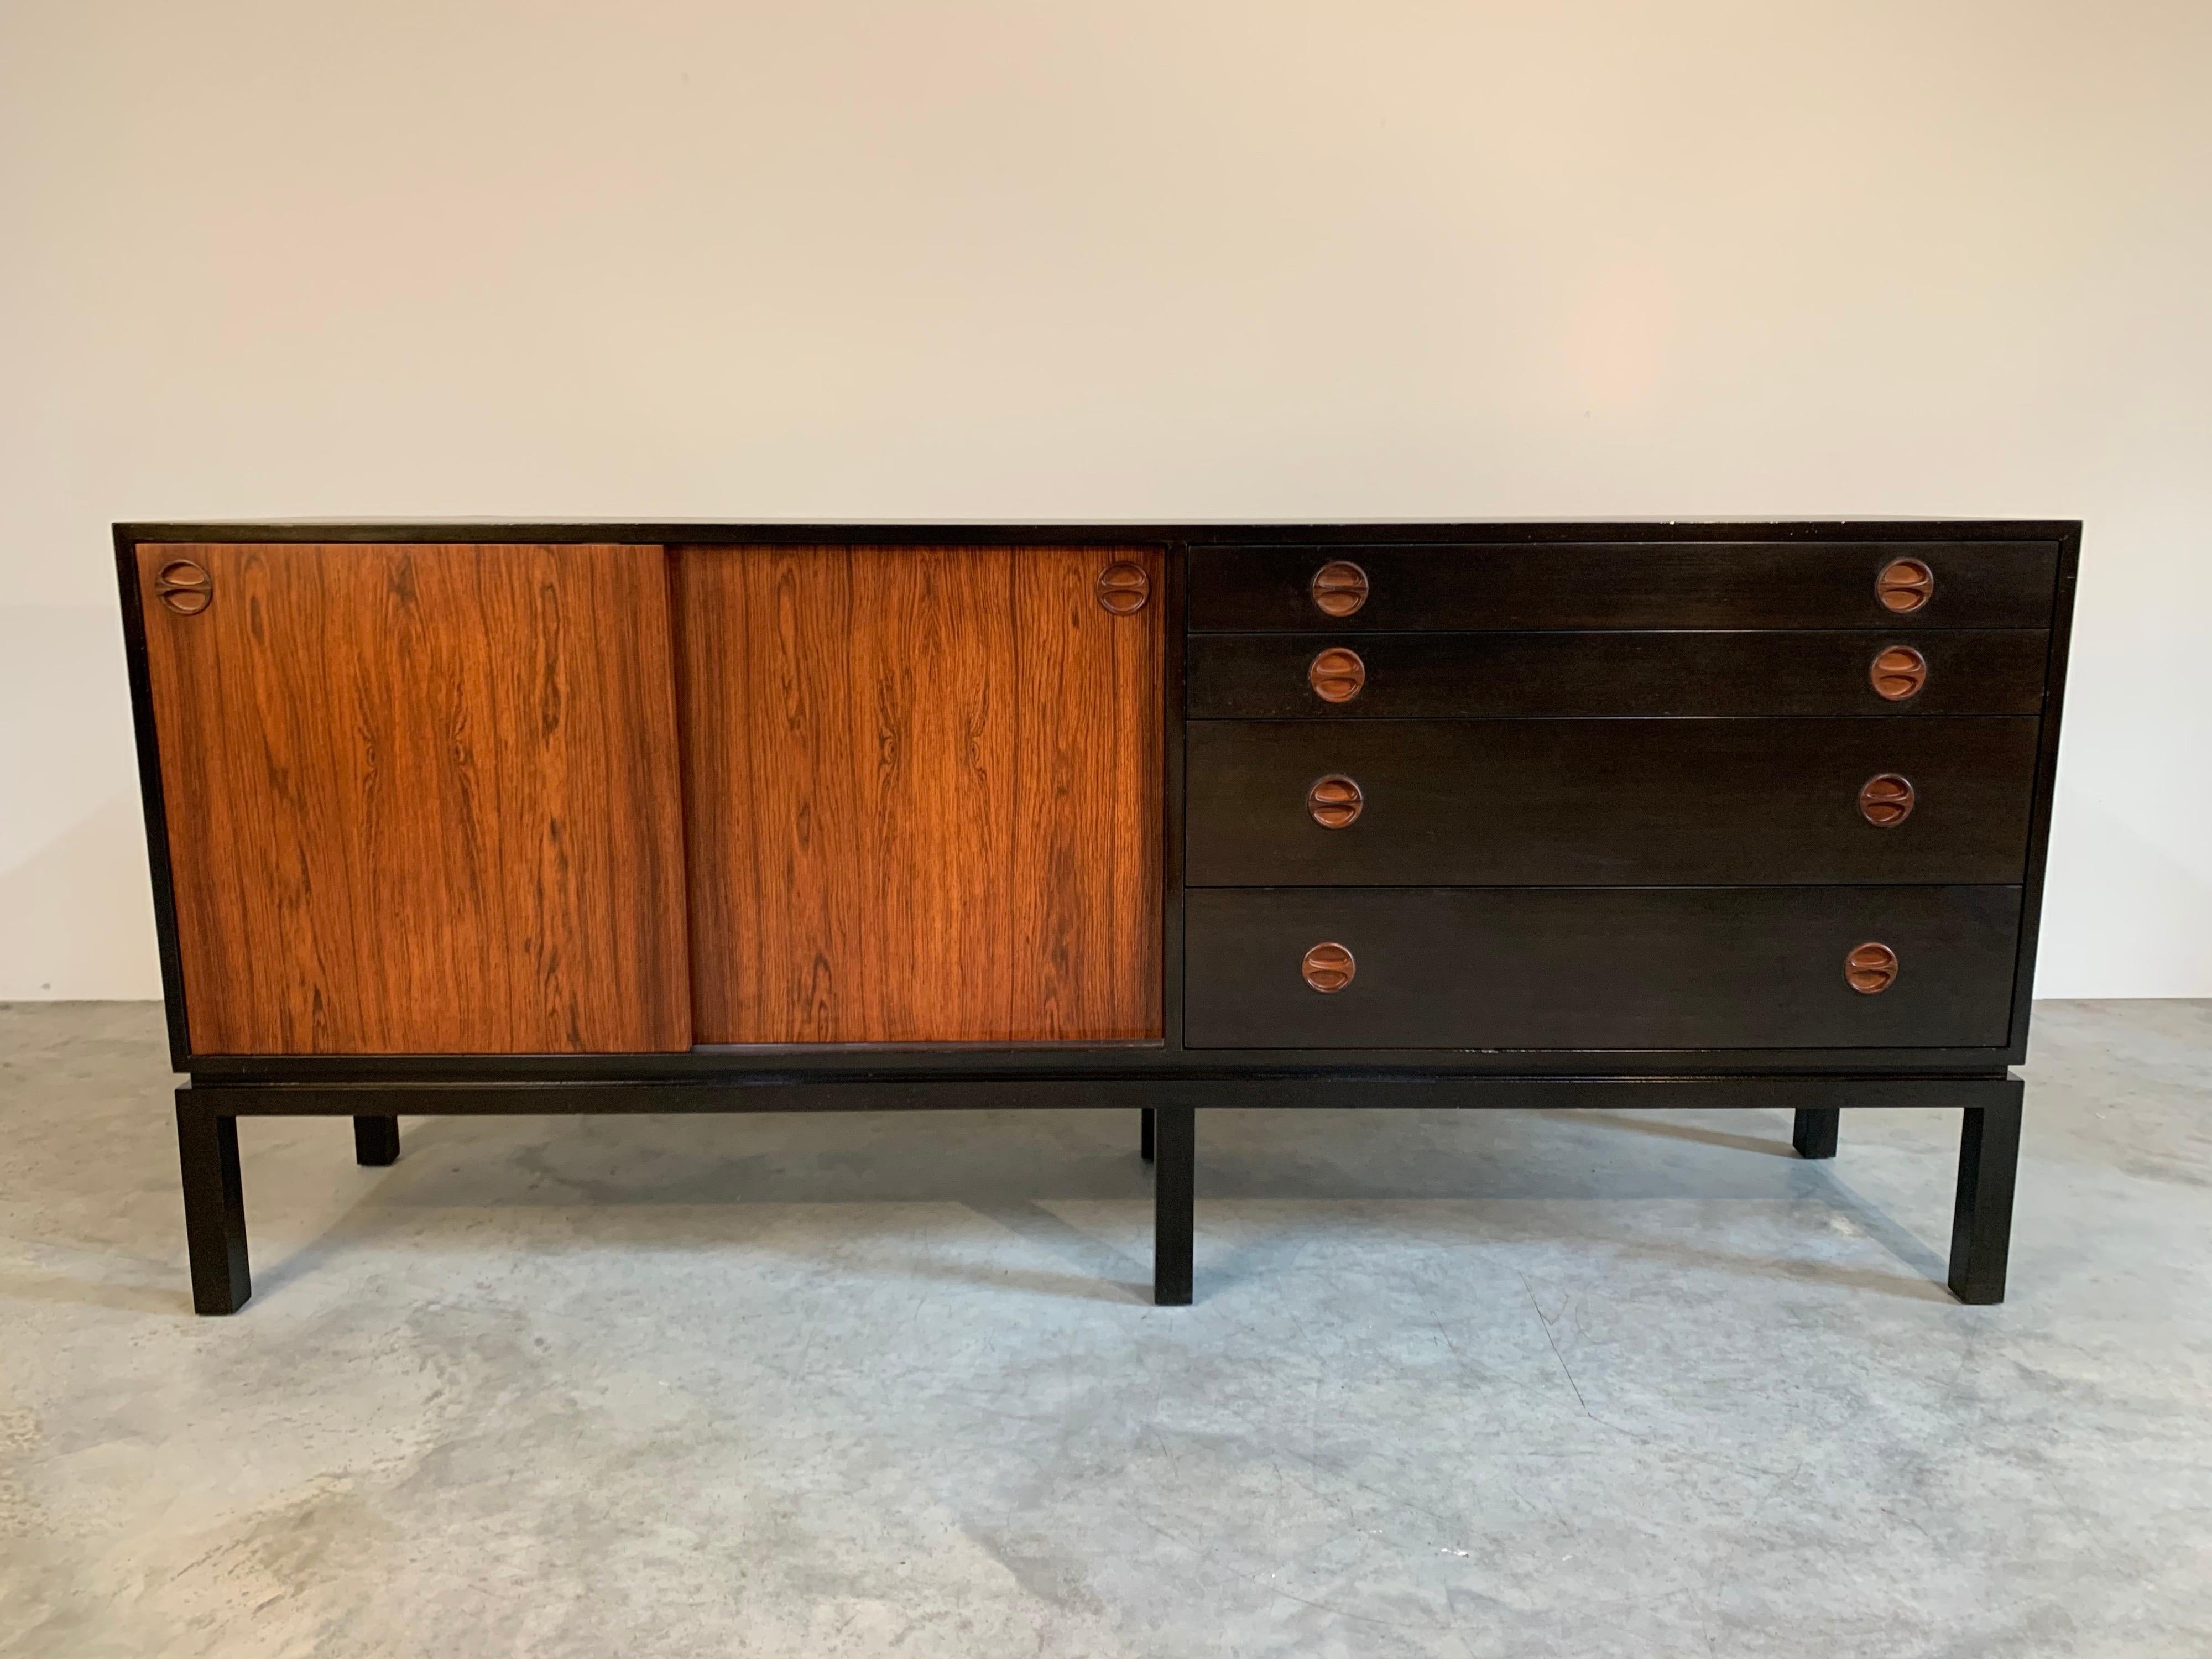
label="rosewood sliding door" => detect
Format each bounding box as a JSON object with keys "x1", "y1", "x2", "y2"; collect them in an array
[
  {"x1": 135, "y1": 543, "x2": 692, "y2": 1055},
  {"x1": 675, "y1": 545, "x2": 1164, "y2": 1044}
]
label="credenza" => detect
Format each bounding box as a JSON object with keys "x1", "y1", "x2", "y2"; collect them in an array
[{"x1": 116, "y1": 520, "x2": 2079, "y2": 1313}]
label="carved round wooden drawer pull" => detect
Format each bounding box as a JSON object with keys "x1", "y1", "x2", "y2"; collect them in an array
[
  {"x1": 1877, "y1": 558, "x2": 1935, "y2": 614},
  {"x1": 1310, "y1": 561, "x2": 1369, "y2": 618},
  {"x1": 154, "y1": 560, "x2": 213, "y2": 615},
  {"x1": 1301, "y1": 941, "x2": 1356, "y2": 993},
  {"x1": 1307, "y1": 774, "x2": 1364, "y2": 829},
  {"x1": 1308, "y1": 646, "x2": 1366, "y2": 703},
  {"x1": 1869, "y1": 645, "x2": 1927, "y2": 702},
  {"x1": 1858, "y1": 773, "x2": 1916, "y2": 827},
  {"x1": 1845, "y1": 942, "x2": 1900, "y2": 995},
  {"x1": 1096, "y1": 561, "x2": 1150, "y2": 614}
]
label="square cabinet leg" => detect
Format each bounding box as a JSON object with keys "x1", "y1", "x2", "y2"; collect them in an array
[
  {"x1": 1140, "y1": 1106, "x2": 1155, "y2": 1164},
  {"x1": 1152, "y1": 1104, "x2": 1194, "y2": 1306},
  {"x1": 354, "y1": 1115, "x2": 401, "y2": 1167},
  {"x1": 1793, "y1": 1107, "x2": 1840, "y2": 1160},
  {"x1": 176, "y1": 1093, "x2": 251, "y2": 1315},
  {"x1": 1949, "y1": 1089, "x2": 2023, "y2": 1306}
]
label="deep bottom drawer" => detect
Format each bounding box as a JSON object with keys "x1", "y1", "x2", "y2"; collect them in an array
[{"x1": 1184, "y1": 886, "x2": 2020, "y2": 1050}]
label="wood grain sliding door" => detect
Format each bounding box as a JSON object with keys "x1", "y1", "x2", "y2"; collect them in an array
[
  {"x1": 137, "y1": 543, "x2": 691, "y2": 1054},
  {"x1": 675, "y1": 545, "x2": 1164, "y2": 1044}
]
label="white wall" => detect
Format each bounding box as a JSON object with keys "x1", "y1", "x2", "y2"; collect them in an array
[{"x1": 4, "y1": 1, "x2": 2209, "y2": 999}]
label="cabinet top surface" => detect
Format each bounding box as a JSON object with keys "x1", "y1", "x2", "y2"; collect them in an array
[{"x1": 118, "y1": 518, "x2": 2081, "y2": 546}]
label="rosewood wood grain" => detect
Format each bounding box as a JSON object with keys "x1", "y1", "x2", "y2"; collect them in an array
[
  {"x1": 1015, "y1": 547, "x2": 1166, "y2": 1041},
  {"x1": 1190, "y1": 630, "x2": 2047, "y2": 718},
  {"x1": 1190, "y1": 541, "x2": 2058, "y2": 631},
  {"x1": 675, "y1": 545, "x2": 1162, "y2": 1043},
  {"x1": 137, "y1": 543, "x2": 692, "y2": 1054},
  {"x1": 1186, "y1": 718, "x2": 2038, "y2": 886},
  {"x1": 1185, "y1": 886, "x2": 2020, "y2": 1050}
]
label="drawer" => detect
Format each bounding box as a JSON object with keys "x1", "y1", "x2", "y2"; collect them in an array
[
  {"x1": 1186, "y1": 630, "x2": 2048, "y2": 718},
  {"x1": 1188, "y1": 541, "x2": 2059, "y2": 632},
  {"x1": 1186, "y1": 718, "x2": 2042, "y2": 887},
  {"x1": 1183, "y1": 886, "x2": 2021, "y2": 1050}
]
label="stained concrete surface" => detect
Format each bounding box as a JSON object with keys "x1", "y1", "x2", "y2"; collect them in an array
[{"x1": 1, "y1": 999, "x2": 2209, "y2": 1658}]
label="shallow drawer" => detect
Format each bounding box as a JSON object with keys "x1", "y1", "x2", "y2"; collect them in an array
[
  {"x1": 1186, "y1": 718, "x2": 2042, "y2": 886},
  {"x1": 1188, "y1": 541, "x2": 2059, "y2": 632},
  {"x1": 1186, "y1": 630, "x2": 2048, "y2": 719},
  {"x1": 1183, "y1": 886, "x2": 2020, "y2": 1050}
]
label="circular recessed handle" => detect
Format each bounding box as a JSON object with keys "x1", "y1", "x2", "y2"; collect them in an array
[
  {"x1": 1308, "y1": 646, "x2": 1366, "y2": 703},
  {"x1": 154, "y1": 560, "x2": 213, "y2": 616},
  {"x1": 1877, "y1": 558, "x2": 1935, "y2": 614},
  {"x1": 1310, "y1": 560, "x2": 1369, "y2": 619},
  {"x1": 1307, "y1": 774, "x2": 1364, "y2": 829},
  {"x1": 1858, "y1": 773, "x2": 1916, "y2": 827},
  {"x1": 1096, "y1": 561, "x2": 1150, "y2": 614},
  {"x1": 1845, "y1": 941, "x2": 1900, "y2": 995},
  {"x1": 1869, "y1": 645, "x2": 1927, "y2": 702},
  {"x1": 1301, "y1": 941, "x2": 1356, "y2": 993}
]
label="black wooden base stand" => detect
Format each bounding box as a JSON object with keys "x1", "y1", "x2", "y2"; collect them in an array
[{"x1": 175, "y1": 1076, "x2": 2022, "y2": 1315}]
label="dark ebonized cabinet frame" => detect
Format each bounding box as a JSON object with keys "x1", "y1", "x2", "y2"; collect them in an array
[{"x1": 119, "y1": 519, "x2": 2079, "y2": 1314}]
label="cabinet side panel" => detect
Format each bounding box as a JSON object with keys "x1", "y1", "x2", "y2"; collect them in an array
[{"x1": 138, "y1": 542, "x2": 691, "y2": 1054}]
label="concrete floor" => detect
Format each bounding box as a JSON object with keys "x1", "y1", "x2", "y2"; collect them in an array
[{"x1": 1, "y1": 1003, "x2": 2209, "y2": 1657}]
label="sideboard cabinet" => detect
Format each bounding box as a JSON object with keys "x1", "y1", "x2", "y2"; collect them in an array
[{"x1": 117, "y1": 521, "x2": 2078, "y2": 1314}]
